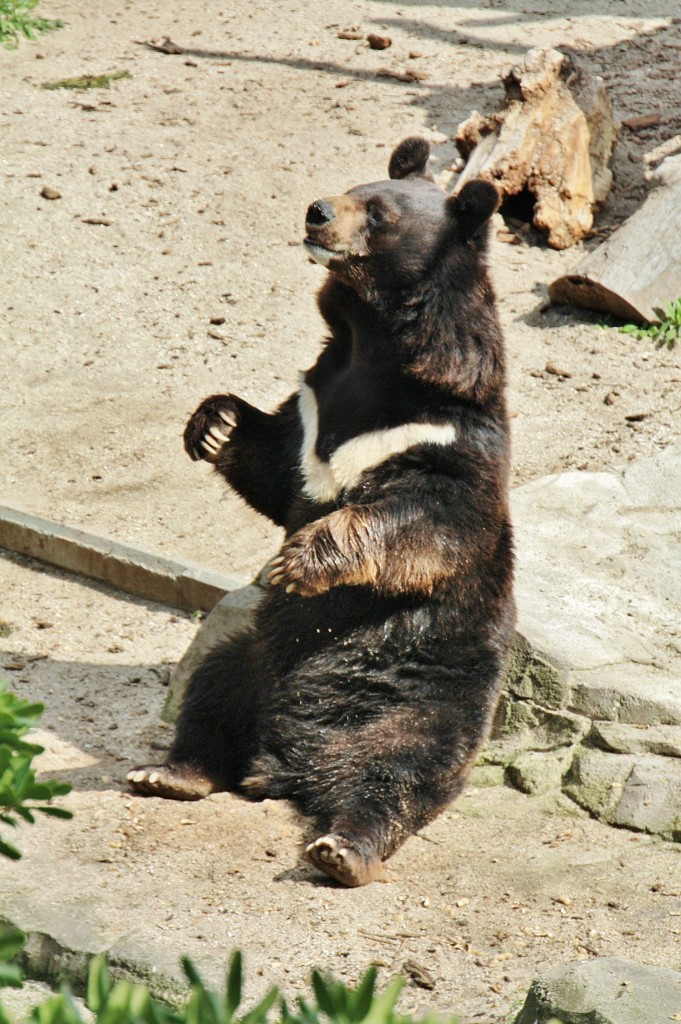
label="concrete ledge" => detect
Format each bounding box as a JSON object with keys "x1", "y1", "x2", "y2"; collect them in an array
[{"x1": 0, "y1": 505, "x2": 245, "y2": 613}]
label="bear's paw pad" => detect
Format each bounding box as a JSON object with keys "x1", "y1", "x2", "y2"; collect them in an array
[
  {"x1": 126, "y1": 764, "x2": 215, "y2": 801},
  {"x1": 304, "y1": 834, "x2": 384, "y2": 887}
]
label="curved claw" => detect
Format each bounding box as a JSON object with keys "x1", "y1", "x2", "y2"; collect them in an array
[{"x1": 209, "y1": 426, "x2": 230, "y2": 444}]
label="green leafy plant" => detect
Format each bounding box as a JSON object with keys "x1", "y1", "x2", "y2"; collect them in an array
[
  {"x1": 0, "y1": 0, "x2": 63, "y2": 47},
  {"x1": 0, "y1": 682, "x2": 72, "y2": 861},
  {"x1": 2, "y1": 949, "x2": 455, "y2": 1024},
  {"x1": 619, "y1": 297, "x2": 681, "y2": 350}
]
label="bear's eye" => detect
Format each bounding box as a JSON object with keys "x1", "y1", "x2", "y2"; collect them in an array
[{"x1": 367, "y1": 203, "x2": 388, "y2": 228}]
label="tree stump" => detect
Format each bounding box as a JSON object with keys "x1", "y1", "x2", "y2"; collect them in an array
[
  {"x1": 455, "y1": 48, "x2": 619, "y2": 249},
  {"x1": 549, "y1": 155, "x2": 681, "y2": 322}
]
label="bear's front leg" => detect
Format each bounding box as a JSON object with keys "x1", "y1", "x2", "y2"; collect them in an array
[
  {"x1": 184, "y1": 392, "x2": 301, "y2": 527},
  {"x1": 268, "y1": 506, "x2": 380, "y2": 596}
]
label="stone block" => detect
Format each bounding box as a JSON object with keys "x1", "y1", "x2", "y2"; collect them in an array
[
  {"x1": 563, "y1": 748, "x2": 681, "y2": 840},
  {"x1": 562, "y1": 747, "x2": 635, "y2": 821},
  {"x1": 492, "y1": 695, "x2": 590, "y2": 753},
  {"x1": 609, "y1": 756, "x2": 681, "y2": 841},
  {"x1": 506, "y1": 749, "x2": 571, "y2": 795},
  {"x1": 515, "y1": 957, "x2": 681, "y2": 1024},
  {"x1": 163, "y1": 583, "x2": 264, "y2": 721},
  {"x1": 591, "y1": 721, "x2": 681, "y2": 758},
  {"x1": 569, "y1": 665, "x2": 681, "y2": 726}
]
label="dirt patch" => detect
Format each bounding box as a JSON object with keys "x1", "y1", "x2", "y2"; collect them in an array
[{"x1": 1, "y1": 2, "x2": 681, "y2": 1022}]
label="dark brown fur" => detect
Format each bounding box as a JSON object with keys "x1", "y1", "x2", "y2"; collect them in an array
[{"x1": 129, "y1": 138, "x2": 515, "y2": 887}]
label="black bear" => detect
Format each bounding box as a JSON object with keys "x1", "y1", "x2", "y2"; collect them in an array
[{"x1": 128, "y1": 137, "x2": 515, "y2": 887}]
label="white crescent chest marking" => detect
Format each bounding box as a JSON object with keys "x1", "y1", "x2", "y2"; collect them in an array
[{"x1": 297, "y1": 382, "x2": 457, "y2": 503}]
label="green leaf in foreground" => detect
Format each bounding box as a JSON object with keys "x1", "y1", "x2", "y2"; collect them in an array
[{"x1": 0, "y1": 682, "x2": 72, "y2": 860}]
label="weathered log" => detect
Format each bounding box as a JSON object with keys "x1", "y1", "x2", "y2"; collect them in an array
[
  {"x1": 549, "y1": 155, "x2": 681, "y2": 322},
  {"x1": 455, "y1": 48, "x2": 619, "y2": 249}
]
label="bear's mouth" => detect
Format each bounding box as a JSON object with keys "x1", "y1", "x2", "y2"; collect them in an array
[{"x1": 303, "y1": 239, "x2": 348, "y2": 268}]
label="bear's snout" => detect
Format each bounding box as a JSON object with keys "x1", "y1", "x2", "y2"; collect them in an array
[{"x1": 306, "y1": 200, "x2": 336, "y2": 227}]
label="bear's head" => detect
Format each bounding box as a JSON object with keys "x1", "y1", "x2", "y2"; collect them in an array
[{"x1": 303, "y1": 137, "x2": 499, "y2": 300}]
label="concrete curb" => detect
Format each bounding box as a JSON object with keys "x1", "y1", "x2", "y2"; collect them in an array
[{"x1": 0, "y1": 505, "x2": 246, "y2": 613}]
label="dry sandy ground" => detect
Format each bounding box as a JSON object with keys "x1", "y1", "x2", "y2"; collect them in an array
[
  {"x1": 1, "y1": 0, "x2": 680, "y2": 580},
  {"x1": 1, "y1": 1, "x2": 681, "y2": 1022}
]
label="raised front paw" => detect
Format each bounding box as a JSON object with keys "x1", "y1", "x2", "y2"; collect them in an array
[{"x1": 183, "y1": 395, "x2": 238, "y2": 463}]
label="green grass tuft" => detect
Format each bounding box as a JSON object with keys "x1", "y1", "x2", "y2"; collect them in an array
[
  {"x1": 618, "y1": 297, "x2": 681, "y2": 350},
  {"x1": 0, "y1": 0, "x2": 63, "y2": 48},
  {"x1": 41, "y1": 70, "x2": 132, "y2": 89}
]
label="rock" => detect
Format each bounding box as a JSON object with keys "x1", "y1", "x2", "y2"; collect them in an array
[
  {"x1": 455, "y1": 48, "x2": 619, "y2": 248},
  {"x1": 493, "y1": 696, "x2": 589, "y2": 754},
  {"x1": 40, "y1": 186, "x2": 61, "y2": 200},
  {"x1": 515, "y1": 957, "x2": 681, "y2": 1024},
  {"x1": 366, "y1": 33, "x2": 391, "y2": 50},
  {"x1": 591, "y1": 721, "x2": 681, "y2": 758},
  {"x1": 563, "y1": 747, "x2": 681, "y2": 839},
  {"x1": 568, "y1": 665, "x2": 681, "y2": 727},
  {"x1": 562, "y1": 747, "x2": 635, "y2": 821},
  {"x1": 609, "y1": 756, "x2": 681, "y2": 840},
  {"x1": 163, "y1": 583, "x2": 264, "y2": 721},
  {"x1": 506, "y1": 749, "x2": 571, "y2": 795}
]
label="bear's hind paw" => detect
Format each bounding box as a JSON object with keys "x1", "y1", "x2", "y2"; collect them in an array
[
  {"x1": 126, "y1": 764, "x2": 216, "y2": 801},
  {"x1": 304, "y1": 834, "x2": 385, "y2": 887}
]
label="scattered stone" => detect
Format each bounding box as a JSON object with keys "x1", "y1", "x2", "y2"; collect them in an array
[
  {"x1": 376, "y1": 67, "x2": 429, "y2": 82},
  {"x1": 622, "y1": 112, "x2": 662, "y2": 131},
  {"x1": 545, "y1": 361, "x2": 573, "y2": 378},
  {"x1": 40, "y1": 185, "x2": 61, "y2": 200},
  {"x1": 142, "y1": 36, "x2": 184, "y2": 55},
  {"x1": 455, "y1": 48, "x2": 619, "y2": 248},
  {"x1": 403, "y1": 959, "x2": 435, "y2": 990},
  {"x1": 337, "y1": 29, "x2": 363, "y2": 40},
  {"x1": 515, "y1": 957, "x2": 681, "y2": 1024},
  {"x1": 367, "y1": 33, "x2": 392, "y2": 50}
]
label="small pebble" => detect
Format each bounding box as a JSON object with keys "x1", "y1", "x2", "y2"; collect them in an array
[
  {"x1": 41, "y1": 185, "x2": 61, "y2": 200},
  {"x1": 367, "y1": 33, "x2": 392, "y2": 50}
]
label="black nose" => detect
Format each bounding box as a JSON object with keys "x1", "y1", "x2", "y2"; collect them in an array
[{"x1": 306, "y1": 200, "x2": 335, "y2": 226}]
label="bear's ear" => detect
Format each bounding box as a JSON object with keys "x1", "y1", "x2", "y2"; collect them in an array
[
  {"x1": 446, "y1": 179, "x2": 499, "y2": 241},
  {"x1": 388, "y1": 137, "x2": 434, "y2": 181}
]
